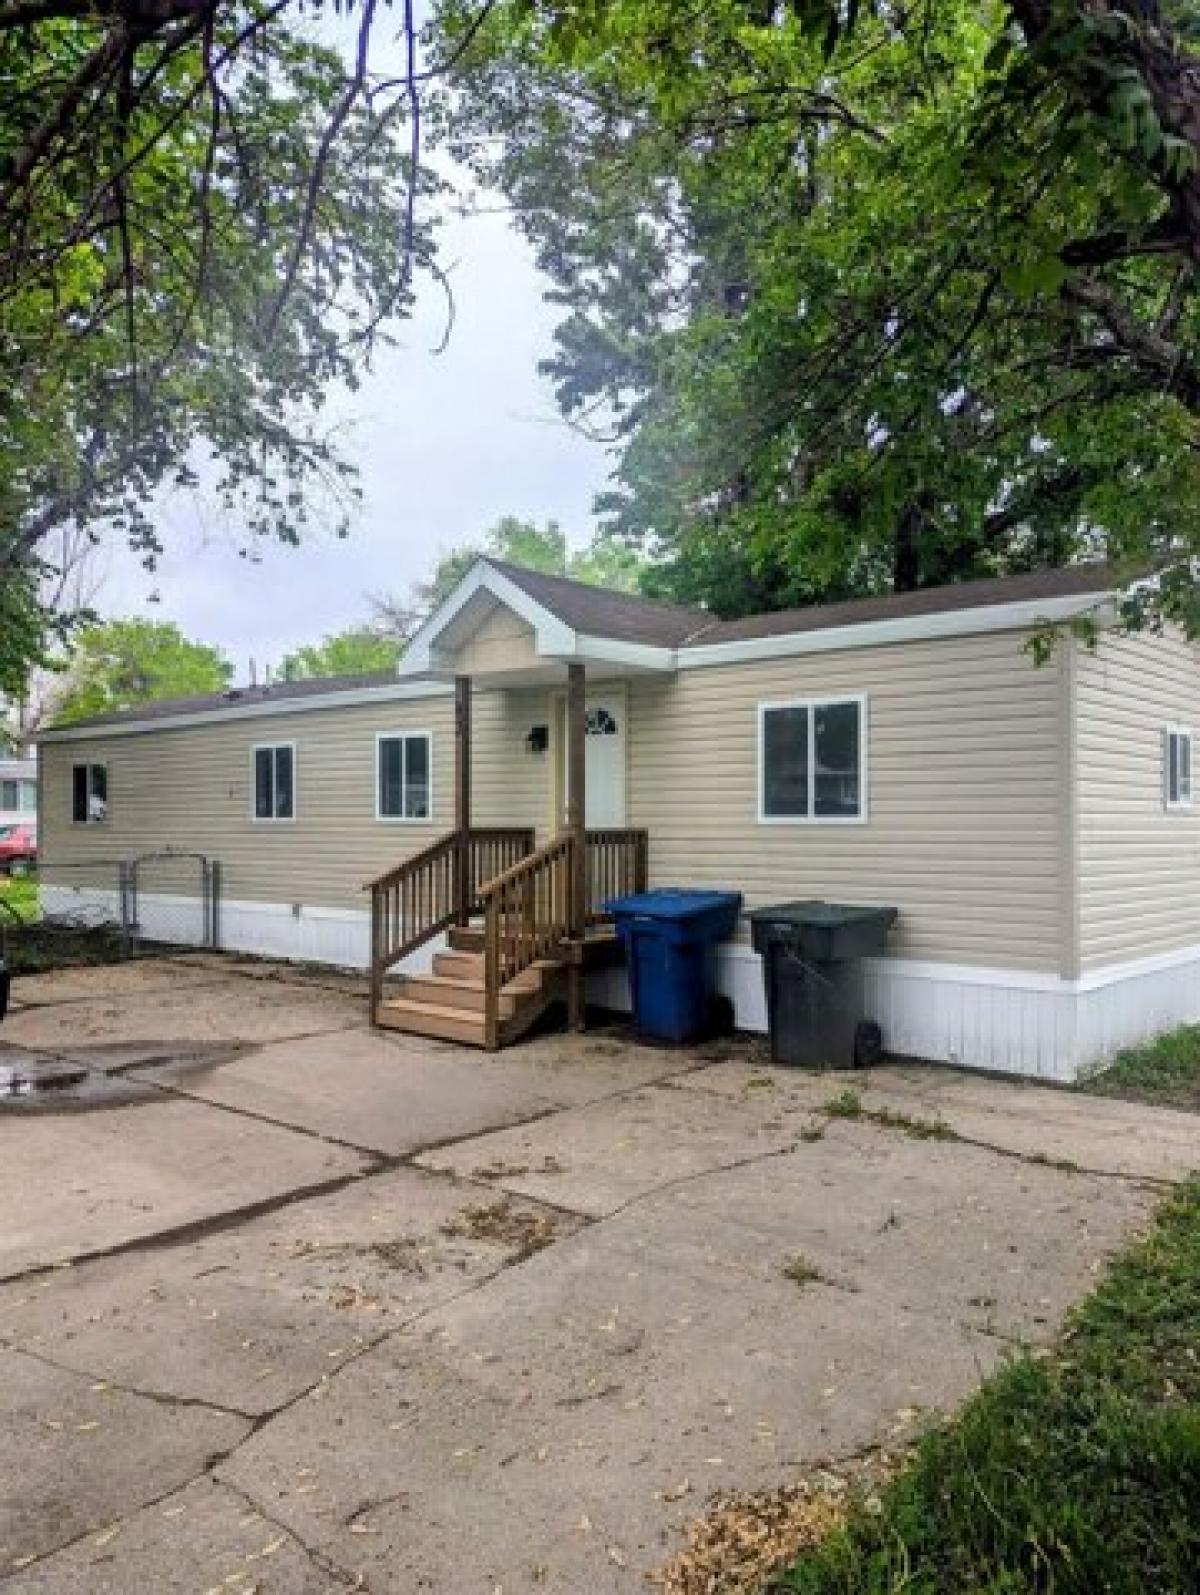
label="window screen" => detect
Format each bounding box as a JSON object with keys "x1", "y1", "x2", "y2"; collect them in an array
[
  {"x1": 253, "y1": 745, "x2": 295, "y2": 820},
  {"x1": 378, "y1": 734, "x2": 432, "y2": 820},
  {"x1": 72, "y1": 763, "x2": 107, "y2": 823},
  {"x1": 1166, "y1": 728, "x2": 1193, "y2": 809},
  {"x1": 762, "y1": 706, "x2": 810, "y2": 818}
]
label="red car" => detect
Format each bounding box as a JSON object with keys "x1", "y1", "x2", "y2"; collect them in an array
[{"x1": 0, "y1": 822, "x2": 37, "y2": 876}]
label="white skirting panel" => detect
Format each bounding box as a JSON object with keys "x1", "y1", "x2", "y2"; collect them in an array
[
  {"x1": 34, "y1": 887, "x2": 1200, "y2": 1082},
  {"x1": 590, "y1": 941, "x2": 1200, "y2": 1084},
  {"x1": 1073, "y1": 946, "x2": 1200, "y2": 1077}
]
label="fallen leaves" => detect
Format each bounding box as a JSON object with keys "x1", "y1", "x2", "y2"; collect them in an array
[
  {"x1": 647, "y1": 1471, "x2": 891, "y2": 1595},
  {"x1": 439, "y1": 1200, "x2": 561, "y2": 1260}
]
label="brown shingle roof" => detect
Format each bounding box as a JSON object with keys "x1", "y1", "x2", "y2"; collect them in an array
[
  {"x1": 486, "y1": 559, "x2": 713, "y2": 647},
  {"x1": 44, "y1": 669, "x2": 401, "y2": 733},
  {"x1": 689, "y1": 562, "x2": 1119, "y2": 646}
]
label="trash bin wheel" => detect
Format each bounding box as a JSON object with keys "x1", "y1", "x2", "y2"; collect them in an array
[{"x1": 853, "y1": 1019, "x2": 883, "y2": 1068}]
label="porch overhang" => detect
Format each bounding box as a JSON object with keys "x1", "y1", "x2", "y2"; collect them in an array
[{"x1": 398, "y1": 560, "x2": 677, "y2": 682}]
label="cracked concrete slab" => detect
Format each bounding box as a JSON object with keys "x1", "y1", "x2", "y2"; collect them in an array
[
  {"x1": 217, "y1": 1121, "x2": 1157, "y2": 1594},
  {"x1": 2, "y1": 1476, "x2": 335, "y2": 1594},
  {"x1": 152, "y1": 1025, "x2": 697, "y2": 1158},
  {"x1": 672, "y1": 1060, "x2": 1200, "y2": 1183},
  {"x1": 0, "y1": 973, "x2": 364, "y2": 1052},
  {"x1": 212, "y1": 1203, "x2": 992, "y2": 1594},
  {"x1": 417, "y1": 1075, "x2": 812, "y2": 1217},
  {"x1": 0, "y1": 1346, "x2": 249, "y2": 1574},
  {"x1": 0, "y1": 1096, "x2": 370, "y2": 1279},
  {"x1": 0, "y1": 956, "x2": 1192, "y2": 1594},
  {"x1": 2, "y1": 958, "x2": 235, "y2": 1011},
  {"x1": 0, "y1": 1168, "x2": 581, "y2": 1416}
]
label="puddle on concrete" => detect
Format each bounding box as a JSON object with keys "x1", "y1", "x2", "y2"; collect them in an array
[
  {"x1": 0, "y1": 1041, "x2": 244, "y2": 1112},
  {"x1": 1, "y1": 1058, "x2": 89, "y2": 1098}
]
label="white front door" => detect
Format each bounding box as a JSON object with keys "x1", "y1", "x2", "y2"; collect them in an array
[{"x1": 560, "y1": 686, "x2": 627, "y2": 828}]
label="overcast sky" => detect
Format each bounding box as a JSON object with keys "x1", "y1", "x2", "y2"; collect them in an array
[{"x1": 98, "y1": 13, "x2": 611, "y2": 679}]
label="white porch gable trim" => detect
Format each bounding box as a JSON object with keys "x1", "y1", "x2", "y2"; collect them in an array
[
  {"x1": 400, "y1": 560, "x2": 575, "y2": 674},
  {"x1": 398, "y1": 559, "x2": 678, "y2": 676}
]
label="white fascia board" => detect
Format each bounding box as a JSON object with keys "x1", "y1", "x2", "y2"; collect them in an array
[
  {"x1": 568, "y1": 634, "x2": 677, "y2": 671},
  {"x1": 399, "y1": 559, "x2": 577, "y2": 676},
  {"x1": 35, "y1": 678, "x2": 452, "y2": 744},
  {"x1": 677, "y1": 591, "x2": 1118, "y2": 670}
]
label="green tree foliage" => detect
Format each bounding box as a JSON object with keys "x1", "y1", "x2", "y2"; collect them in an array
[
  {"x1": 1, "y1": 1, "x2": 436, "y2": 693},
  {"x1": 51, "y1": 620, "x2": 232, "y2": 725},
  {"x1": 280, "y1": 628, "x2": 403, "y2": 680},
  {"x1": 436, "y1": 1, "x2": 1200, "y2": 628},
  {"x1": 416, "y1": 515, "x2": 644, "y2": 612}
]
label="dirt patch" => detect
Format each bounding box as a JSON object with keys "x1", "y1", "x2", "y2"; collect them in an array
[
  {"x1": 648, "y1": 1462, "x2": 899, "y2": 1595},
  {"x1": 439, "y1": 1199, "x2": 562, "y2": 1260}
]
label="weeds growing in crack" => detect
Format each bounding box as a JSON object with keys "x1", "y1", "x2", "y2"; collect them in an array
[{"x1": 822, "y1": 1090, "x2": 957, "y2": 1142}]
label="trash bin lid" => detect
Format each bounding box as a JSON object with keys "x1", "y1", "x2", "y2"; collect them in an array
[
  {"x1": 747, "y1": 899, "x2": 897, "y2": 930},
  {"x1": 605, "y1": 888, "x2": 743, "y2": 921}
]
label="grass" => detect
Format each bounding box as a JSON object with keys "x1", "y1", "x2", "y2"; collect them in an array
[
  {"x1": 1083, "y1": 1024, "x2": 1200, "y2": 1112},
  {"x1": 0, "y1": 872, "x2": 39, "y2": 925},
  {"x1": 771, "y1": 1178, "x2": 1200, "y2": 1594}
]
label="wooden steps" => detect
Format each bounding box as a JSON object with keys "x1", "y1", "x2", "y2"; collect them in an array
[{"x1": 375, "y1": 944, "x2": 567, "y2": 1048}]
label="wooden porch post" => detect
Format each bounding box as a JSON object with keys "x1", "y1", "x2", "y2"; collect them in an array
[
  {"x1": 566, "y1": 661, "x2": 587, "y2": 1029},
  {"x1": 454, "y1": 675, "x2": 472, "y2": 925}
]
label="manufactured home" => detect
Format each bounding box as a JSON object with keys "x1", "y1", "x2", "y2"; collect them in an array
[{"x1": 36, "y1": 558, "x2": 1200, "y2": 1081}]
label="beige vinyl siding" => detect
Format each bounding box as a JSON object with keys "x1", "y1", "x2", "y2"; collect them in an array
[
  {"x1": 39, "y1": 687, "x2": 555, "y2": 910},
  {"x1": 455, "y1": 607, "x2": 540, "y2": 675},
  {"x1": 1075, "y1": 629, "x2": 1200, "y2": 972},
  {"x1": 629, "y1": 631, "x2": 1068, "y2": 973}
]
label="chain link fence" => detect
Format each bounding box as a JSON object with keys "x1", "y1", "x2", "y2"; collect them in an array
[{"x1": 0, "y1": 853, "x2": 222, "y2": 973}]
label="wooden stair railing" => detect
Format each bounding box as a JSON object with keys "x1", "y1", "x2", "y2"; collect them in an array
[
  {"x1": 474, "y1": 828, "x2": 649, "y2": 1048},
  {"x1": 480, "y1": 834, "x2": 576, "y2": 1049},
  {"x1": 585, "y1": 827, "x2": 648, "y2": 923},
  {"x1": 367, "y1": 827, "x2": 534, "y2": 1023}
]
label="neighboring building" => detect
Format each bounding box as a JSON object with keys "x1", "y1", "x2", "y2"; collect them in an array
[
  {"x1": 0, "y1": 756, "x2": 37, "y2": 830},
  {"x1": 34, "y1": 558, "x2": 1200, "y2": 1081}
]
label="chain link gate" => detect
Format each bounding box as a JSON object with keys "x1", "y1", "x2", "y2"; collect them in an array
[{"x1": 122, "y1": 852, "x2": 222, "y2": 955}]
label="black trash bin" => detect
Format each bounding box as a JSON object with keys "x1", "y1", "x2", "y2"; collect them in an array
[{"x1": 748, "y1": 901, "x2": 897, "y2": 1068}]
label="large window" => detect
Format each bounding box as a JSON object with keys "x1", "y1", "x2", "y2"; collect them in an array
[
  {"x1": 377, "y1": 732, "x2": 431, "y2": 821},
  {"x1": 759, "y1": 697, "x2": 866, "y2": 823},
  {"x1": 72, "y1": 763, "x2": 108, "y2": 824},
  {"x1": 253, "y1": 743, "x2": 295, "y2": 821},
  {"x1": 1165, "y1": 726, "x2": 1193, "y2": 811}
]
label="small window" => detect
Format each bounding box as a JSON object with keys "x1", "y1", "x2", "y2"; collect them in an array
[
  {"x1": 759, "y1": 698, "x2": 866, "y2": 823},
  {"x1": 1165, "y1": 727, "x2": 1193, "y2": 810},
  {"x1": 377, "y1": 732, "x2": 431, "y2": 821},
  {"x1": 0, "y1": 780, "x2": 16, "y2": 809},
  {"x1": 72, "y1": 763, "x2": 107, "y2": 824},
  {"x1": 253, "y1": 744, "x2": 295, "y2": 821}
]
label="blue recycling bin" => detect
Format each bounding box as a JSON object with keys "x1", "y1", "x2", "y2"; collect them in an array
[{"x1": 605, "y1": 888, "x2": 743, "y2": 1043}]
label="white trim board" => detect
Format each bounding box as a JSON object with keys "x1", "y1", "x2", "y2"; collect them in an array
[{"x1": 37, "y1": 679, "x2": 452, "y2": 743}]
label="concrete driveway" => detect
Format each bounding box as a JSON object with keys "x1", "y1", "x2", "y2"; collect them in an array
[{"x1": 0, "y1": 955, "x2": 1194, "y2": 1593}]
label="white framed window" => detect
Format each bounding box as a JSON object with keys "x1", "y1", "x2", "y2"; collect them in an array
[
  {"x1": 1165, "y1": 726, "x2": 1193, "y2": 811},
  {"x1": 758, "y1": 696, "x2": 867, "y2": 824},
  {"x1": 252, "y1": 743, "x2": 296, "y2": 822},
  {"x1": 71, "y1": 763, "x2": 108, "y2": 824},
  {"x1": 376, "y1": 732, "x2": 432, "y2": 821}
]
